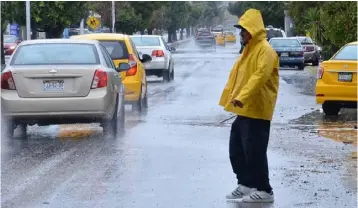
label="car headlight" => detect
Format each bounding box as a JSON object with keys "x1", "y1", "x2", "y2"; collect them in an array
[{"x1": 9, "y1": 46, "x2": 16, "y2": 50}]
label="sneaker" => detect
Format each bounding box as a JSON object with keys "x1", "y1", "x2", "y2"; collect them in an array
[
  {"x1": 241, "y1": 190, "x2": 274, "y2": 203},
  {"x1": 226, "y1": 184, "x2": 257, "y2": 200}
]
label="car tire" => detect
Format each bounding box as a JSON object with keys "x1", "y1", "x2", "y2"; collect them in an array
[
  {"x1": 170, "y1": 67, "x2": 174, "y2": 81},
  {"x1": 132, "y1": 86, "x2": 148, "y2": 112},
  {"x1": 298, "y1": 64, "x2": 305, "y2": 70},
  {"x1": 1, "y1": 119, "x2": 14, "y2": 138},
  {"x1": 18, "y1": 124, "x2": 27, "y2": 137},
  {"x1": 312, "y1": 58, "x2": 319, "y2": 66},
  {"x1": 163, "y1": 69, "x2": 170, "y2": 82},
  {"x1": 103, "y1": 96, "x2": 119, "y2": 138},
  {"x1": 322, "y1": 103, "x2": 341, "y2": 116}
]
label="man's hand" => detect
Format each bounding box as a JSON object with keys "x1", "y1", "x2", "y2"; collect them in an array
[{"x1": 232, "y1": 99, "x2": 244, "y2": 108}]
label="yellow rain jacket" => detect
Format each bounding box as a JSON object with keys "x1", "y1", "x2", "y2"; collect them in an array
[{"x1": 219, "y1": 9, "x2": 279, "y2": 121}]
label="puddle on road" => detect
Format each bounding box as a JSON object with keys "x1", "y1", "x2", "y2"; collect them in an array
[{"x1": 291, "y1": 109, "x2": 357, "y2": 154}]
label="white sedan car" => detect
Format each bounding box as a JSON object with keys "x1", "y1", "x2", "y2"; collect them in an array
[{"x1": 131, "y1": 35, "x2": 175, "y2": 82}]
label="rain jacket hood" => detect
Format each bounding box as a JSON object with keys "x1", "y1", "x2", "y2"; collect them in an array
[{"x1": 219, "y1": 9, "x2": 279, "y2": 121}]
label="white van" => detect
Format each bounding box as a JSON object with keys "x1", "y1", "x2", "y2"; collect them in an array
[{"x1": 266, "y1": 26, "x2": 286, "y2": 41}]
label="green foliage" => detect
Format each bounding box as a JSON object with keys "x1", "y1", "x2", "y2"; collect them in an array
[
  {"x1": 227, "y1": 1, "x2": 285, "y2": 28},
  {"x1": 115, "y1": 6, "x2": 142, "y2": 34},
  {"x1": 30, "y1": 1, "x2": 87, "y2": 37},
  {"x1": 289, "y1": 1, "x2": 357, "y2": 59}
]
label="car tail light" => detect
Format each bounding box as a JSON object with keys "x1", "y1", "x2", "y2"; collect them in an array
[
  {"x1": 317, "y1": 65, "x2": 324, "y2": 79},
  {"x1": 91, "y1": 69, "x2": 108, "y2": 89},
  {"x1": 1, "y1": 71, "x2": 16, "y2": 90},
  {"x1": 126, "y1": 54, "x2": 137, "y2": 76},
  {"x1": 152, "y1": 50, "x2": 165, "y2": 57}
]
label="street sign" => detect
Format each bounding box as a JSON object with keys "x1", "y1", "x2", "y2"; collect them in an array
[
  {"x1": 10, "y1": 24, "x2": 19, "y2": 38},
  {"x1": 86, "y1": 16, "x2": 100, "y2": 30}
]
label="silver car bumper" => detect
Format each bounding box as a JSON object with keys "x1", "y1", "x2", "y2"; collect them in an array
[{"x1": 144, "y1": 57, "x2": 167, "y2": 70}]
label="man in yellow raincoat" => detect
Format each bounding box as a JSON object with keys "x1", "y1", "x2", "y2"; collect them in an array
[{"x1": 219, "y1": 9, "x2": 279, "y2": 203}]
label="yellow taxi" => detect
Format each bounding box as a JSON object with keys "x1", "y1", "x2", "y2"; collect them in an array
[
  {"x1": 215, "y1": 33, "x2": 226, "y2": 46},
  {"x1": 224, "y1": 31, "x2": 236, "y2": 43},
  {"x1": 316, "y1": 41, "x2": 357, "y2": 115},
  {"x1": 71, "y1": 33, "x2": 151, "y2": 111}
]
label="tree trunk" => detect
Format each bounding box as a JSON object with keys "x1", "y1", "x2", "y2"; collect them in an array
[
  {"x1": 173, "y1": 30, "x2": 178, "y2": 41},
  {"x1": 1, "y1": 29, "x2": 5, "y2": 65},
  {"x1": 168, "y1": 28, "x2": 175, "y2": 43},
  {"x1": 148, "y1": 28, "x2": 153, "y2": 35},
  {"x1": 180, "y1": 30, "x2": 184, "y2": 40},
  {"x1": 186, "y1": 27, "x2": 190, "y2": 37}
]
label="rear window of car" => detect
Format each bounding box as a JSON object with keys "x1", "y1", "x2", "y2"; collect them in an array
[
  {"x1": 10, "y1": 43, "x2": 100, "y2": 65},
  {"x1": 266, "y1": 29, "x2": 284, "y2": 39},
  {"x1": 4, "y1": 35, "x2": 17, "y2": 43},
  {"x1": 131, "y1": 37, "x2": 161, "y2": 47},
  {"x1": 332, "y1": 45, "x2": 358, "y2": 60},
  {"x1": 100, "y1": 40, "x2": 129, "y2": 60},
  {"x1": 297, "y1": 37, "x2": 313, "y2": 44},
  {"x1": 198, "y1": 32, "x2": 212, "y2": 36},
  {"x1": 270, "y1": 39, "x2": 301, "y2": 47}
]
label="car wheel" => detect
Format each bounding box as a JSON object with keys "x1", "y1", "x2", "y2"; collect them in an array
[
  {"x1": 18, "y1": 124, "x2": 27, "y2": 137},
  {"x1": 103, "y1": 96, "x2": 119, "y2": 138},
  {"x1": 163, "y1": 69, "x2": 170, "y2": 82},
  {"x1": 132, "y1": 86, "x2": 147, "y2": 112},
  {"x1": 312, "y1": 58, "x2": 319, "y2": 66},
  {"x1": 322, "y1": 103, "x2": 341, "y2": 116},
  {"x1": 1, "y1": 119, "x2": 14, "y2": 138},
  {"x1": 298, "y1": 64, "x2": 305, "y2": 70},
  {"x1": 170, "y1": 67, "x2": 174, "y2": 80}
]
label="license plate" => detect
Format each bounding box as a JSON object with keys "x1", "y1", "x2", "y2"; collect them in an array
[
  {"x1": 338, "y1": 72, "x2": 353, "y2": 82},
  {"x1": 281, "y1": 53, "x2": 289, "y2": 57},
  {"x1": 43, "y1": 80, "x2": 64, "y2": 91}
]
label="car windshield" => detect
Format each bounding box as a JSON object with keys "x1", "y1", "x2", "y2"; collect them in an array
[
  {"x1": 266, "y1": 29, "x2": 283, "y2": 39},
  {"x1": 131, "y1": 37, "x2": 161, "y2": 47},
  {"x1": 297, "y1": 37, "x2": 313, "y2": 44},
  {"x1": 4, "y1": 35, "x2": 17, "y2": 43},
  {"x1": 10, "y1": 43, "x2": 100, "y2": 65},
  {"x1": 100, "y1": 40, "x2": 129, "y2": 60},
  {"x1": 332, "y1": 45, "x2": 358, "y2": 60},
  {"x1": 270, "y1": 39, "x2": 301, "y2": 47}
]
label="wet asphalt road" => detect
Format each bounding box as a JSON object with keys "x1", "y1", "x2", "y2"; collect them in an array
[{"x1": 1, "y1": 40, "x2": 357, "y2": 208}]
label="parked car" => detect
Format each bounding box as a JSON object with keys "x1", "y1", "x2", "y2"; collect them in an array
[
  {"x1": 1, "y1": 39, "x2": 127, "y2": 138},
  {"x1": 269, "y1": 37, "x2": 305, "y2": 70},
  {"x1": 316, "y1": 41, "x2": 357, "y2": 115},
  {"x1": 131, "y1": 35, "x2": 175, "y2": 82},
  {"x1": 266, "y1": 26, "x2": 286, "y2": 41},
  {"x1": 296, "y1": 36, "x2": 321, "y2": 66},
  {"x1": 224, "y1": 31, "x2": 236, "y2": 43},
  {"x1": 195, "y1": 30, "x2": 216, "y2": 48},
  {"x1": 3, "y1": 35, "x2": 21, "y2": 56},
  {"x1": 71, "y1": 33, "x2": 152, "y2": 112}
]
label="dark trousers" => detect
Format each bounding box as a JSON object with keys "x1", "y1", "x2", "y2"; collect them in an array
[{"x1": 229, "y1": 115, "x2": 272, "y2": 193}]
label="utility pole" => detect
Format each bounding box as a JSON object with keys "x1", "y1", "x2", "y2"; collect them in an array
[
  {"x1": 111, "y1": 1, "x2": 115, "y2": 33},
  {"x1": 26, "y1": 1, "x2": 31, "y2": 40}
]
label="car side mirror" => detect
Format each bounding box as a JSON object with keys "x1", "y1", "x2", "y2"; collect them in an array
[
  {"x1": 140, "y1": 54, "x2": 152, "y2": 63},
  {"x1": 169, "y1": 46, "x2": 176, "y2": 52},
  {"x1": 117, "y1": 63, "x2": 131, "y2": 72}
]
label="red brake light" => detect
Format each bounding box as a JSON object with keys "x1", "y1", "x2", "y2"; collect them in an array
[
  {"x1": 1, "y1": 71, "x2": 16, "y2": 90},
  {"x1": 126, "y1": 54, "x2": 137, "y2": 76},
  {"x1": 91, "y1": 69, "x2": 108, "y2": 89},
  {"x1": 317, "y1": 65, "x2": 324, "y2": 79},
  {"x1": 152, "y1": 50, "x2": 165, "y2": 57}
]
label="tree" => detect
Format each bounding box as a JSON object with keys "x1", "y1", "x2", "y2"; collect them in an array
[
  {"x1": 227, "y1": 1, "x2": 285, "y2": 28},
  {"x1": 289, "y1": 1, "x2": 357, "y2": 58},
  {"x1": 115, "y1": 5, "x2": 142, "y2": 34},
  {"x1": 165, "y1": 1, "x2": 190, "y2": 42},
  {"x1": 31, "y1": 1, "x2": 88, "y2": 38},
  {"x1": 1, "y1": 1, "x2": 25, "y2": 65}
]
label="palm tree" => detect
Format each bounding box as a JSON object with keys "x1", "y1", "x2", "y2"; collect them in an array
[{"x1": 304, "y1": 7, "x2": 324, "y2": 44}]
